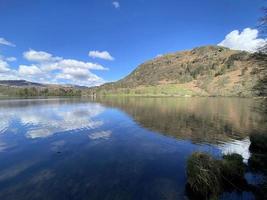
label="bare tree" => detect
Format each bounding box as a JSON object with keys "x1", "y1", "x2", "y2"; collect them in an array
[
  {"x1": 259, "y1": 7, "x2": 267, "y2": 53},
  {"x1": 250, "y1": 7, "x2": 267, "y2": 97}
]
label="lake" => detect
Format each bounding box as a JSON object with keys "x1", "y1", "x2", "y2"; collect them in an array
[{"x1": 0, "y1": 97, "x2": 266, "y2": 200}]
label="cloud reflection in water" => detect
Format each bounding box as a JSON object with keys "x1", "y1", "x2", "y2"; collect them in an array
[
  {"x1": 88, "y1": 130, "x2": 112, "y2": 140},
  {"x1": 217, "y1": 138, "x2": 251, "y2": 161},
  {"x1": 0, "y1": 100, "x2": 106, "y2": 139}
]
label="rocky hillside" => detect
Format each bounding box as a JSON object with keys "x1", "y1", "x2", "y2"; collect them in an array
[{"x1": 88, "y1": 46, "x2": 266, "y2": 97}]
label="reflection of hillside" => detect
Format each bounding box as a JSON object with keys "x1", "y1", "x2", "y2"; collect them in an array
[{"x1": 95, "y1": 97, "x2": 266, "y2": 143}]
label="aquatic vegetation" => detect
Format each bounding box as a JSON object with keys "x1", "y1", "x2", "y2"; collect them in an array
[
  {"x1": 249, "y1": 133, "x2": 267, "y2": 153},
  {"x1": 221, "y1": 153, "x2": 245, "y2": 183},
  {"x1": 248, "y1": 153, "x2": 267, "y2": 199},
  {"x1": 187, "y1": 152, "x2": 248, "y2": 199},
  {"x1": 248, "y1": 153, "x2": 267, "y2": 175},
  {"x1": 247, "y1": 132, "x2": 267, "y2": 200},
  {"x1": 186, "y1": 152, "x2": 221, "y2": 198}
]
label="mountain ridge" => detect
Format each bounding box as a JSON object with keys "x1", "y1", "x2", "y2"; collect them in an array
[
  {"x1": 0, "y1": 80, "x2": 87, "y2": 89},
  {"x1": 0, "y1": 80, "x2": 85, "y2": 97}
]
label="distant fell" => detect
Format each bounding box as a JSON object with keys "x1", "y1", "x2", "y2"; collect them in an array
[
  {"x1": 0, "y1": 80, "x2": 86, "y2": 97},
  {"x1": 0, "y1": 80, "x2": 44, "y2": 87}
]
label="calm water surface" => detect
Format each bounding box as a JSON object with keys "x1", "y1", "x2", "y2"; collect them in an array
[{"x1": 0, "y1": 97, "x2": 266, "y2": 200}]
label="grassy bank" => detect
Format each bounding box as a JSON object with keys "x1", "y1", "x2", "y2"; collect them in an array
[{"x1": 86, "y1": 81, "x2": 260, "y2": 98}]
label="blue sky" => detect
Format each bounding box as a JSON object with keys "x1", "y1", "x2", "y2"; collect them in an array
[{"x1": 0, "y1": 0, "x2": 266, "y2": 86}]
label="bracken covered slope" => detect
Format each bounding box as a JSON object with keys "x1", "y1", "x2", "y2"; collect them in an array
[{"x1": 88, "y1": 46, "x2": 266, "y2": 97}]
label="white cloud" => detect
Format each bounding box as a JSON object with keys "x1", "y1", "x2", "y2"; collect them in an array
[
  {"x1": 0, "y1": 56, "x2": 20, "y2": 80},
  {"x1": 0, "y1": 56, "x2": 37, "y2": 80},
  {"x1": 0, "y1": 60, "x2": 10, "y2": 73},
  {"x1": 0, "y1": 37, "x2": 15, "y2": 47},
  {"x1": 44, "y1": 59, "x2": 107, "y2": 71},
  {"x1": 88, "y1": 50, "x2": 114, "y2": 60},
  {"x1": 20, "y1": 49, "x2": 107, "y2": 86},
  {"x1": 18, "y1": 65, "x2": 43, "y2": 76},
  {"x1": 0, "y1": 48, "x2": 108, "y2": 87},
  {"x1": 56, "y1": 67, "x2": 104, "y2": 85},
  {"x1": 56, "y1": 71, "x2": 104, "y2": 86},
  {"x1": 0, "y1": 67, "x2": 20, "y2": 80},
  {"x1": 61, "y1": 68, "x2": 91, "y2": 80},
  {"x1": 23, "y1": 49, "x2": 61, "y2": 62},
  {"x1": 112, "y1": 1, "x2": 120, "y2": 9},
  {"x1": 218, "y1": 28, "x2": 267, "y2": 52},
  {"x1": 5, "y1": 57, "x2": 16, "y2": 62}
]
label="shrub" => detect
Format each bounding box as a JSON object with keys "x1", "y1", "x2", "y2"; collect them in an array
[
  {"x1": 249, "y1": 133, "x2": 267, "y2": 153},
  {"x1": 248, "y1": 153, "x2": 267, "y2": 175},
  {"x1": 186, "y1": 152, "x2": 221, "y2": 198}
]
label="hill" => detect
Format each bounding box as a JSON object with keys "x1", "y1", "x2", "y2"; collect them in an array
[
  {"x1": 1, "y1": 46, "x2": 265, "y2": 98},
  {"x1": 0, "y1": 80, "x2": 85, "y2": 97},
  {"x1": 0, "y1": 80, "x2": 44, "y2": 87},
  {"x1": 87, "y1": 46, "x2": 266, "y2": 97}
]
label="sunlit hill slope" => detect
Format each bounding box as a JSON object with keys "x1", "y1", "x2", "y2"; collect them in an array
[{"x1": 88, "y1": 46, "x2": 266, "y2": 97}]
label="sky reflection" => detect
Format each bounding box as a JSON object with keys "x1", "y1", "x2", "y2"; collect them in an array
[
  {"x1": 0, "y1": 98, "x2": 265, "y2": 200},
  {"x1": 0, "y1": 99, "x2": 105, "y2": 139}
]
